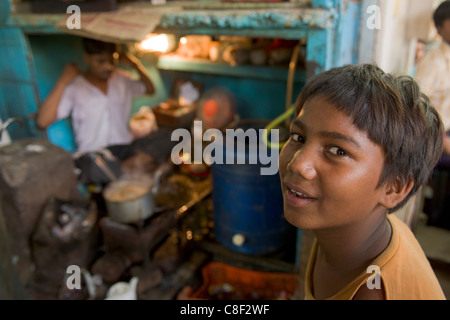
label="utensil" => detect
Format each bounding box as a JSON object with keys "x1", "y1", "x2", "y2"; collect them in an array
[
  {"x1": 102, "y1": 164, "x2": 170, "y2": 224},
  {"x1": 105, "y1": 276, "x2": 139, "y2": 300},
  {"x1": 0, "y1": 117, "x2": 22, "y2": 147},
  {"x1": 89, "y1": 152, "x2": 118, "y2": 182}
]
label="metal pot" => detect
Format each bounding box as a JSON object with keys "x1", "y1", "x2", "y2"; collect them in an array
[{"x1": 102, "y1": 165, "x2": 168, "y2": 224}]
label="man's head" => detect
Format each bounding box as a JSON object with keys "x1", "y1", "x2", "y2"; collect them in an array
[
  {"x1": 434, "y1": 1, "x2": 450, "y2": 45},
  {"x1": 283, "y1": 64, "x2": 443, "y2": 215},
  {"x1": 82, "y1": 37, "x2": 120, "y2": 80}
]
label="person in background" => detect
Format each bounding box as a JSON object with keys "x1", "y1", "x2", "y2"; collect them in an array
[
  {"x1": 415, "y1": 0, "x2": 450, "y2": 156},
  {"x1": 410, "y1": 38, "x2": 427, "y2": 77},
  {"x1": 415, "y1": 1, "x2": 450, "y2": 230},
  {"x1": 415, "y1": 39, "x2": 427, "y2": 65},
  {"x1": 414, "y1": 39, "x2": 427, "y2": 64},
  {"x1": 36, "y1": 37, "x2": 155, "y2": 154},
  {"x1": 36, "y1": 37, "x2": 175, "y2": 187},
  {"x1": 278, "y1": 64, "x2": 445, "y2": 299}
]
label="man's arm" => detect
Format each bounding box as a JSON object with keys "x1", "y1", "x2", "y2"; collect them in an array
[
  {"x1": 36, "y1": 63, "x2": 80, "y2": 129},
  {"x1": 119, "y1": 52, "x2": 155, "y2": 95},
  {"x1": 444, "y1": 134, "x2": 450, "y2": 155},
  {"x1": 414, "y1": 49, "x2": 450, "y2": 156}
]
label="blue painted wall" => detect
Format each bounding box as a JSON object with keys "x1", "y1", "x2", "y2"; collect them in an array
[
  {"x1": 1, "y1": 0, "x2": 361, "y2": 154},
  {"x1": 158, "y1": 69, "x2": 305, "y2": 121},
  {"x1": 0, "y1": 28, "x2": 40, "y2": 140},
  {"x1": 27, "y1": 35, "x2": 85, "y2": 152},
  {"x1": 28, "y1": 34, "x2": 305, "y2": 122},
  {"x1": 20, "y1": 34, "x2": 306, "y2": 152},
  {"x1": 29, "y1": 35, "x2": 85, "y2": 101}
]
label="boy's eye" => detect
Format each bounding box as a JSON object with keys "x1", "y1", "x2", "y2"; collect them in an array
[
  {"x1": 328, "y1": 146, "x2": 348, "y2": 157},
  {"x1": 290, "y1": 133, "x2": 305, "y2": 143}
]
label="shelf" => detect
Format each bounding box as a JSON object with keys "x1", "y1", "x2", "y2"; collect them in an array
[
  {"x1": 157, "y1": 55, "x2": 306, "y2": 82},
  {"x1": 5, "y1": 2, "x2": 335, "y2": 40},
  {"x1": 6, "y1": 13, "x2": 66, "y2": 34},
  {"x1": 155, "y1": 6, "x2": 334, "y2": 39}
]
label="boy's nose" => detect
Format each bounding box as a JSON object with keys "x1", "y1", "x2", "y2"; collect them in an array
[{"x1": 287, "y1": 148, "x2": 317, "y2": 181}]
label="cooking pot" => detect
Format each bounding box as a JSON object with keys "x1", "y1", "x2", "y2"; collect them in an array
[{"x1": 102, "y1": 165, "x2": 169, "y2": 224}]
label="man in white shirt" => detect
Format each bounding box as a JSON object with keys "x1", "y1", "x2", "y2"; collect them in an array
[
  {"x1": 36, "y1": 37, "x2": 155, "y2": 154},
  {"x1": 415, "y1": 1, "x2": 450, "y2": 157},
  {"x1": 415, "y1": 1, "x2": 450, "y2": 229}
]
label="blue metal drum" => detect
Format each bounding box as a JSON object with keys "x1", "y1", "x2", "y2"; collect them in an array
[{"x1": 211, "y1": 120, "x2": 295, "y2": 255}]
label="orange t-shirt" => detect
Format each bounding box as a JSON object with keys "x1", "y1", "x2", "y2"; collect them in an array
[{"x1": 304, "y1": 214, "x2": 446, "y2": 300}]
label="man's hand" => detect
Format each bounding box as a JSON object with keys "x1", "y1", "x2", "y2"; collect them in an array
[
  {"x1": 119, "y1": 52, "x2": 141, "y2": 69},
  {"x1": 59, "y1": 63, "x2": 80, "y2": 85},
  {"x1": 119, "y1": 52, "x2": 155, "y2": 95},
  {"x1": 444, "y1": 134, "x2": 450, "y2": 155},
  {"x1": 36, "y1": 63, "x2": 80, "y2": 129}
]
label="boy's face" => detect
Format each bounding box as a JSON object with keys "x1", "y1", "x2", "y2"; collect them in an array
[
  {"x1": 84, "y1": 51, "x2": 119, "y2": 80},
  {"x1": 278, "y1": 97, "x2": 388, "y2": 230},
  {"x1": 437, "y1": 19, "x2": 450, "y2": 45}
]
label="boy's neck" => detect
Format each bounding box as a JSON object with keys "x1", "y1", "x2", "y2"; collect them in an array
[
  {"x1": 314, "y1": 210, "x2": 391, "y2": 269},
  {"x1": 311, "y1": 209, "x2": 392, "y2": 299}
]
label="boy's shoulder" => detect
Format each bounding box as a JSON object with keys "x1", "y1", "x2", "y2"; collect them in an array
[{"x1": 375, "y1": 215, "x2": 446, "y2": 299}]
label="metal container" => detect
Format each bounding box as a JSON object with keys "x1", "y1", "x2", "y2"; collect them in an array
[
  {"x1": 211, "y1": 119, "x2": 295, "y2": 255},
  {"x1": 103, "y1": 177, "x2": 155, "y2": 224},
  {"x1": 102, "y1": 163, "x2": 170, "y2": 224}
]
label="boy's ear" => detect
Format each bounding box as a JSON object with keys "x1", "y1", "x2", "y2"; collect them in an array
[{"x1": 379, "y1": 177, "x2": 414, "y2": 210}]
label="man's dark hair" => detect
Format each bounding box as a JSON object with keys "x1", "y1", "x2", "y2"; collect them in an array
[
  {"x1": 294, "y1": 64, "x2": 444, "y2": 213},
  {"x1": 82, "y1": 37, "x2": 119, "y2": 55},
  {"x1": 433, "y1": 0, "x2": 450, "y2": 28}
]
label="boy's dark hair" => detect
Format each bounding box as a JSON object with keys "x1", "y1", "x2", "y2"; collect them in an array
[
  {"x1": 82, "y1": 37, "x2": 119, "y2": 55},
  {"x1": 433, "y1": 0, "x2": 450, "y2": 28},
  {"x1": 294, "y1": 64, "x2": 444, "y2": 213}
]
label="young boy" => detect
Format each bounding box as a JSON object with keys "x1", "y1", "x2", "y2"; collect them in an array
[
  {"x1": 278, "y1": 64, "x2": 446, "y2": 300},
  {"x1": 36, "y1": 37, "x2": 155, "y2": 153}
]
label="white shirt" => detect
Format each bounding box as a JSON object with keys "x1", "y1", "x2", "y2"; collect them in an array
[
  {"x1": 415, "y1": 41, "x2": 450, "y2": 131},
  {"x1": 57, "y1": 70, "x2": 146, "y2": 153}
]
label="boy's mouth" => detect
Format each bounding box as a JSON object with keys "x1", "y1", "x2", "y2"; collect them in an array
[
  {"x1": 288, "y1": 188, "x2": 312, "y2": 199},
  {"x1": 284, "y1": 182, "x2": 316, "y2": 206},
  {"x1": 284, "y1": 185, "x2": 316, "y2": 208},
  {"x1": 284, "y1": 182, "x2": 314, "y2": 198}
]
